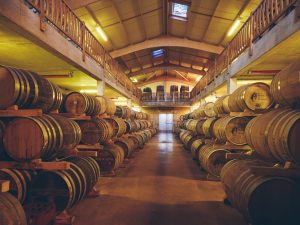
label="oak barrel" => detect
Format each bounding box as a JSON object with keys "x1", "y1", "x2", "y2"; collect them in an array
[
  {"x1": 198, "y1": 145, "x2": 229, "y2": 177},
  {"x1": 213, "y1": 96, "x2": 229, "y2": 115},
  {"x1": 104, "y1": 117, "x2": 126, "y2": 138},
  {"x1": 96, "y1": 144, "x2": 125, "y2": 172},
  {"x1": 212, "y1": 116, "x2": 250, "y2": 145},
  {"x1": 228, "y1": 82, "x2": 273, "y2": 112},
  {"x1": 32, "y1": 157, "x2": 100, "y2": 214},
  {"x1": 202, "y1": 117, "x2": 217, "y2": 138},
  {"x1": 221, "y1": 159, "x2": 300, "y2": 225},
  {"x1": 115, "y1": 137, "x2": 136, "y2": 158},
  {"x1": 270, "y1": 61, "x2": 300, "y2": 107},
  {"x1": 0, "y1": 192, "x2": 27, "y2": 225},
  {"x1": 4, "y1": 115, "x2": 81, "y2": 161},
  {"x1": 190, "y1": 139, "x2": 204, "y2": 160},
  {"x1": 245, "y1": 108, "x2": 300, "y2": 163}
]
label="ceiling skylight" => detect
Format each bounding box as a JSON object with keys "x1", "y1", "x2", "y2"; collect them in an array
[
  {"x1": 152, "y1": 49, "x2": 164, "y2": 58},
  {"x1": 171, "y1": 2, "x2": 188, "y2": 20}
]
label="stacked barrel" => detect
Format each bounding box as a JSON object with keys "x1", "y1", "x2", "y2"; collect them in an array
[
  {"x1": 0, "y1": 66, "x2": 157, "y2": 223},
  {"x1": 179, "y1": 60, "x2": 300, "y2": 225},
  {"x1": 93, "y1": 106, "x2": 156, "y2": 173}
]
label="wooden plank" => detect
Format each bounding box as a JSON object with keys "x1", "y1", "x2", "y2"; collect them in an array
[
  {"x1": 214, "y1": 144, "x2": 252, "y2": 151},
  {"x1": 76, "y1": 151, "x2": 98, "y2": 157},
  {"x1": 226, "y1": 153, "x2": 255, "y2": 160},
  {"x1": 0, "y1": 180, "x2": 10, "y2": 192},
  {"x1": 0, "y1": 160, "x2": 70, "y2": 170},
  {"x1": 77, "y1": 144, "x2": 103, "y2": 151},
  {"x1": 229, "y1": 111, "x2": 261, "y2": 117},
  {"x1": 251, "y1": 166, "x2": 300, "y2": 177},
  {"x1": 0, "y1": 109, "x2": 43, "y2": 117}
]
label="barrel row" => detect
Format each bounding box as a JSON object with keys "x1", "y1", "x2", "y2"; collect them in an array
[
  {"x1": 180, "y1": 115, "x2": 251, "y2": 146},
  {"x1": 0, "y1": 66, "x2": 63, "y2": 113},
  {"x1": 114, "y1": 106, "x2": 149, "y2": 120},
  {"x1": 96, "y1": 129, "x2": 157, "y2": 173},
  {"x1": 177, "y1": 129, "x2": 230, "y2": 177},
  {"x1": 183, "y1": 82, "x2": 274, "y2": 120}
]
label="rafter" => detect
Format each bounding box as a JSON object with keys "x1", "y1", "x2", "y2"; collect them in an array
[
  {"x1": 128, "y1": 63, "x2": 206, "y2": 77},
  {"x1": 111, "y1": 1, "x2": 130, "y2": 44},
  {"x1": 174, "y1": 70, "x2": 188, "y2": 81},
  {"x1": 110, "y1": 36, "x2": 224, "y2": 58}
]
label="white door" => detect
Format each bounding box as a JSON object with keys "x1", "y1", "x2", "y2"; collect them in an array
[{"x1": 159, "y1": 114, "x2": 173, "y2": 131}]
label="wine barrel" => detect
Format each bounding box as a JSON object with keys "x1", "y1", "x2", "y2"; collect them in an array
[
  {"x1": 128, "y1": 134, "x2": 143, "y2": 149},
  {"x1": 104, "y1": 117, "x2": 126, "y2": 138},
  {"x1": 0, "y1": 169, "x2": 36, "y2": 203},
  {"x1": 95, "y1": 96, "x2": 107, "y2": 115},
  {"x1": 0, "y1": 120, "x2": 11, "y2": 161},
  {"x1": 115, "y1": 137, "x2": 136, "y2": 158},
  {"x1": 212, "y1": 116, "x2": 250, "y2": 145},
  {"x1": 270, "y1": 61, "x2": 300, "y2": 107},
  {"x1": 0, "y1": 66, "x2": 63, "y2": 112},
  {"x1": 63, "y1": 92, "x2": 101, "y2": 116},
  {"x1": 191, "y1": 139, "x2": 204, "y2": 160},
  {"x1": 196, "y1": 119, "x2": 205, "y2": 136},
  {"x1": 245, "y1": 108, "x2": 300, "y2": 163},
  {"x1": 96, "y1": 144, "x2": 125, "y2": 172},
  {"x1": 102, "y1": 96, "x2": 116, "y2": 115},
  {"x1": 199, "y1": 145, "x2": 230, "y2": 177},
  {"x1": 228, "y1": 82, "x2": 274, "y2": 112},
  {"x1": 213, "y1": 96, "x2": 229, "y2": 115},
  {"x1": 220, "y1": 159, "x2": 300, "y2": 225},
  {"x1": 4, "y1": 115, "x2": 81, "y2": 161},
  {"x1": 185, "y1": 119, "x2": 198, "y2": 132},
  {"x1": 0, "y1": 192, "x2": 27, "y2": 225},
  {"x1": 33, "y1": 157, "x2": 99, "y2": 214},
  {"x1": 93, "y1": 118, "x2": 114, "y2": 144},
  {"x1": 199, "y1": 102, "x2": 216, "y2": 117},
  {"x1": 202, "y1": 117, "x2": 217, "y2": 138},
  {"x1": 222, "y1": 96, "x2": 231, "y2": 113}
]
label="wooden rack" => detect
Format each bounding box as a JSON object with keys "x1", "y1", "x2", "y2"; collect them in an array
[
  {"x1": 251, "y1": 162, "x2": 300, "y2": 178},
  {"x1": 229, "y1": 111, "x2": 262, "y2": 117},
  {"x1": 0, "y1": 105, "x2": 42, "y2": 117},
  {"x1": 0, "y1": 159, "x2": 70, "y2": 170},
  {"x1": 0, "y1": 180, "x2": 10, "y2": 192}
]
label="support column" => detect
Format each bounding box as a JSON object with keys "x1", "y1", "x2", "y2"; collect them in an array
[
  {"x1": 97, "y1": 80, "x2": 105, "y2": 96},
  {"x1": 227, "y1": 78, "x2": 237, "y2": 94}
]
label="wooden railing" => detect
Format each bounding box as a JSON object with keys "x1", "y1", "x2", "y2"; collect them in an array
[
  {"x1": 25, "y1": 0, "x2": 141, "y2": 99},
  {"x1": 191, "y1": 0, "x2": 297, "y2": 98}
]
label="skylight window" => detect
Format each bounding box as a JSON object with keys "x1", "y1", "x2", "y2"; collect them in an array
[
  {"x1": 171, "y1": 2, "x2": 188, "y2": 20},
  {"x1": 152, "y1": 49, "x2": 164, "y2": 58}
]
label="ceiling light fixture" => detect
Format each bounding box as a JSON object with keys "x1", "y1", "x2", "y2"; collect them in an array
[
  {"x1": 96, "y1": 25, "x2": 108, "y2": 42},
  {"x1": 227, "y1": 19, "x2": 241, "y2": 36}
]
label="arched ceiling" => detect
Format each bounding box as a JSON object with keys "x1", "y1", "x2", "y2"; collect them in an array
[{"x1": 67, "y1": 0, "x2": 261, "y2": 86}]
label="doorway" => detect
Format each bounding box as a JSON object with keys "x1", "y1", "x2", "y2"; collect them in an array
[{"x1": 159, "y1": 114, "x2": 173, "y2": 132}]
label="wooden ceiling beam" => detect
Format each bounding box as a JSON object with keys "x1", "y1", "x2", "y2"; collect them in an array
[
  {"x1": 110, "y1": 36, "x2": 224, "y2": 58},
  {"x1": 128, "y1": 63, "x2": 206, "y2": 77},
  {"x1": 174, "y1": 70, "x2": 188, "y2": 81}
]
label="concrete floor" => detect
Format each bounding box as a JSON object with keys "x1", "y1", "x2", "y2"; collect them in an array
[{"x1": 71, "y1": 132, "x2": 247, "y2": 225}]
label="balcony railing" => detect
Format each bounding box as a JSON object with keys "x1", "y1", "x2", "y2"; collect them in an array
[
  {"x1": 191, "y1": 0, "x2": 297, "y2": 98},
  {"x1": 142, "y1": 92, "x2": 191, "y2": 102},
  {"x1": 25, "y1": 0, "x2": 141, "y2": 99}
]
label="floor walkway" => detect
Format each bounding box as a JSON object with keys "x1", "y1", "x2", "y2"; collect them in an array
[{"x1": 71, "y1": 132, "x2": 247, "y2": 225}]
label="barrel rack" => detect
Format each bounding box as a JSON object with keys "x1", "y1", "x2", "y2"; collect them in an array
[{"x1": 0, "y1": 106, "x2": 103, "y2": 225}]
